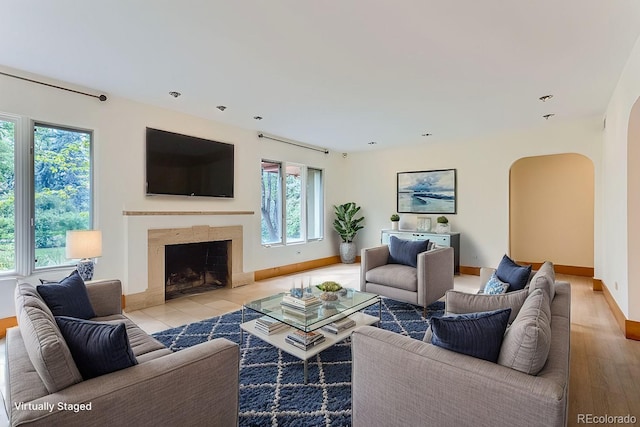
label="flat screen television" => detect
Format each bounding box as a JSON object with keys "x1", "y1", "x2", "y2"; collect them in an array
[{"x1": 146, "y1": 127, "x2": 234, "y2": 198}]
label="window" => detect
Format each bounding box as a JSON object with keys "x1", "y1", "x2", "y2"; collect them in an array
[
  {"x1": 261, "y1": 160, "x2": 323, "y2": 246},
  {"x1": 0, "y1": 118, "x2": 16, "y2": 273},
  {"x1": 0, "y1": 115, "x2": 93, "y2": 276}
]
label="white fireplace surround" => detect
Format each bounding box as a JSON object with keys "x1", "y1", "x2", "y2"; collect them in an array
[{"x1": 126, "y1": 225, "x2": 254, "y2": 310}]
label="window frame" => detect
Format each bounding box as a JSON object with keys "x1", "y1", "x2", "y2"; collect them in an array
[
  {"x1": 260, "y1": 159, "x2": 324, "y2": 247},
  {"x1": 0, "y1": 113, "x2": 95, "y2": 277}
]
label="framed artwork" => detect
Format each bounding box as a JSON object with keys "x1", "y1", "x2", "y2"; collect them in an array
[{"x1": 397, "y1": 169, "x2": 457, "y2": 214}]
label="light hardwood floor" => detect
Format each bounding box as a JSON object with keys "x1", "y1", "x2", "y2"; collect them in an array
[{"x1": 1, "y1": 264, "x2": 639, "y2": 426}]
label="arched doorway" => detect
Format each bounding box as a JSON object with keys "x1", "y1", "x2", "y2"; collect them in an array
[{"x1": 510, "y1": 153, "x2": 594, "y2": 270}]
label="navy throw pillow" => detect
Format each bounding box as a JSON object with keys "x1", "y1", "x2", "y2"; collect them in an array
[
  {"x1": 55, "y1": 316, "x2": 138, "y2": 380},
  {"x1": 430, "y1": 308, "x2": 511, "y2": 362},
  {"x1": 37, "y1": 270, "x2": 96, "y2": 319},
  {"x1": 496, "y1": 254, "x2": 532, "y2": 292},
  {"x1": 388, "y1": 235, "x2": 429, "y2": 268}
]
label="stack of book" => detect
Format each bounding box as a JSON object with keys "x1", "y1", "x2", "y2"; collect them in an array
[
  {"x1": 285, "y1": 329, "x2": 326, "y2": 350},
  {"x1": 281, "y1": 294, "x2": 322, "y2": 312},
  {"x1": 321, "y1": 317, "x2": 356, "y2": 334},
  {"x1": 254, "y1": 316, "x2": 288, "y2": 335}
]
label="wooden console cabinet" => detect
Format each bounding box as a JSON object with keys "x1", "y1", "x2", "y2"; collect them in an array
[{"x1": 381, "y1": 229, "x2": 460, "y2": 274}]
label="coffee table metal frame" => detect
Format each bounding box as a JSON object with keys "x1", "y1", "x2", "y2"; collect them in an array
[{"x1": 241, "y1": 289, "x2": 380, "y2": 384}]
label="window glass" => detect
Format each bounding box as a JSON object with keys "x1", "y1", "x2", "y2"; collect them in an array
[
  {"x1": 261, "y1": 160, "x2": 282, "y2": 245},
  {"x1": 285, "y1": 164, "x2": 303, "y2": 243},
  {"x1": 0, "y1": 119, "x2": 16, "y2": 273},
  {"x1": 306, "y1": 167, "x2": 323, "y2": 240},
  {"x1": 33, "y1": 124, "x2": 92, "y2": 269}
]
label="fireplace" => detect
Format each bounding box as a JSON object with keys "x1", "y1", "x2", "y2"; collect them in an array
[
  {"x1": 164, "y1": 241, "x2": 230, "y2": 299},
  {"x1": 128, "y1": 225, "x2": 254, "y2": 310}
]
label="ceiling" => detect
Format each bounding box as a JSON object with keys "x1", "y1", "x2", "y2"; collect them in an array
[{"x1": 2, "y1": 1, "x2": 640, "y2": 152}]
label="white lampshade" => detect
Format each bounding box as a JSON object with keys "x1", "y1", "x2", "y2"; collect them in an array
[{"x1": 66, "y1": 230, "x2": 103, "y2": 259}]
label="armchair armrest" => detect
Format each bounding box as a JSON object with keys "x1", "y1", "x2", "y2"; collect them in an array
[
  {"x1": 360, "y1": 246, "x2": 390, "y2": 291},
  {"x1": 416, "y1": 246, "x2": 454, "y2": 307},
  {"x1": 10, "y1": 338, "x2": 240, "y2": 427},
  {"x1": 85, "y1": 279, "x2": 122, "y2": 317}
]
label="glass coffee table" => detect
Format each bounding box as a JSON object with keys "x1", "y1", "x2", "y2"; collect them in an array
[{"x1": 241, "y1": 289, "x2": 380, "y2": 384}]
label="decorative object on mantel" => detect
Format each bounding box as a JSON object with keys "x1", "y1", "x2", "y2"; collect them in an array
[
  {"x1": 66, "y1": 230, "x2": 102, "y2": 280},
  {"x1": 435, "y1": 216, "x2": 450, "y2": 234},
  {"x1": 417, "y1": 216, "x2": 431, "y2": 232},
  {"x1": 333, "y1": 202, "x2": 365, "y2": 264},
  {"x1": 390, "y1": 214, "x2": 400, "y2": 230}
]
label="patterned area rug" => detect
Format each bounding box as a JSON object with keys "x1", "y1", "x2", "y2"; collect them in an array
[{"x1": 152, "y1": 298, "x2": 444, "y2": 426}]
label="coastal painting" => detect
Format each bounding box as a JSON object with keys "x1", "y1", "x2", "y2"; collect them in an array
[{"x1": 397, "y1": 169, "x2": 457, "y2": 214}]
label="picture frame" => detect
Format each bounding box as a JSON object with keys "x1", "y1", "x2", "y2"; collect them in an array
[{"x1": 397, "y1": 169, "x2": 457, "y2": 214}]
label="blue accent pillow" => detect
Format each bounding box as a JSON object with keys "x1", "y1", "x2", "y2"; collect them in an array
[
  {"x1": 37, "y1": 270, "x2": 96, "y2": 319},
  {"x1": 430, "y1": 308, "x2": 511, "y2": 362},
  {"x1": 483, "y1": 272, "x2": 510, "y2": 295},
  {"x1": 388, "y1": 235, "x2": 429, "y2": 268},
  {"x1": 496, "y1": 254, "x2": 532, "y2": 292},
  {"x1": 55, "y1": 316, "x2": 138, "y2": 380}
]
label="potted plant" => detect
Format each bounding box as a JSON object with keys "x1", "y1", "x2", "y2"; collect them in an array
[
  {"x1": 435, "y1": 215, "x2": 450, "y2": 234},
  {"x1": 390, "y1": 214, "x2": 400, "y2": 230},
  {"x1": 333, "y1": 202, "x2": 365, "y2": 263}
]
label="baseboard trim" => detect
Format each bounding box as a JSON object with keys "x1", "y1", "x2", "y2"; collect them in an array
[
  {"x1": 598, "y1": 279, "x2": 640, "y2": 341},
  {"x1": 459, "y1": 266, "x2": 481, "y2": 276},
  {"x1": 592, "y1": 278, "x2": 603, "y2": 291},
  {"x1": 517, "y1": 261, "x2": 594, "y2": 277},
  {"x1": 254, "y1": 256, "x2": 354, "y2": 281},
  {"x1": 0, "y1": 316, "x2": 18, "y2": 338}
]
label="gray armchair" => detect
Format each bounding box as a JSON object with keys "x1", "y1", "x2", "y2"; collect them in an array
[{"x1": 360, "y1": 245, "x2": 454, "y2": 314}]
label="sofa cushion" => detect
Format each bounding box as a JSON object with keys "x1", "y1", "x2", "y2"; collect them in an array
[
  {"x1": 445, "y1": 288, "x2": 528, "y2": 324},
  {"x1": 37, "y1": 270, "x2": 96, "y2": 319},
  {"x1": 483, "y1": 272, "x2": 510, "y2": 294},
  {"x1": 365, "y1": 264, "x2": 418, "y2": 292},
  {"x1": 388, "y1": 236, "x2": 428, "y2": 268},
  {"x1": 55, "y1": 316, "x2": 138, "y2": 380},
  {"x1": 496, "y1": 254, "x2": 532, "y2": 291},
  {"x1": 15, "y1": 283, "x2": 83, "y2": 393},
  {"x1": 430, "y1": 308, "x2": 511, "y2": 362},
  {"x1": 529, "y1": 261, "x2": 555, "y2": 302},
  {"x1": 498, "y1": 289, "x2": 552, "y2": 375}
]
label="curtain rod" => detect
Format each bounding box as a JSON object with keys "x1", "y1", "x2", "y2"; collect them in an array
[
  {"x1": 0, "y1": 71, "x2": 108, "y2": 102},
  {"x1": 258, "y1": 133, "x2": 329, "y2": 154}
]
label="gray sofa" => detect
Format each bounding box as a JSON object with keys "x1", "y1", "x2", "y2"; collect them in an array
[
  {"x1": 352, "y1": 263, "x2": 570, "y2": 427},
  {"x1": 5, "y1": 279, "x2": 240, "y2": 427},
  {"x1": 360, "y1": 245, "x2": 454, "y2": 313}
]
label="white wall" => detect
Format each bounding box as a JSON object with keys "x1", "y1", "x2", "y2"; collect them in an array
[
  {"x1": 0, "y1": 68, "x2": 346, "y2": 304},
  {"x1": 345, "y1": 117, "x2": 602, "y2": 270},
  {"x1": 602, "y1": 35, "x2": 640, "y2": 322}
]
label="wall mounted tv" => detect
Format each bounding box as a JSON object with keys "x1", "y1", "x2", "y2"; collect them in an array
[{"x1": 146, "y1": 127, "x2": 234, "y2": 198}]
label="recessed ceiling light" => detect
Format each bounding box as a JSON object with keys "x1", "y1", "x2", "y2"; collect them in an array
[
  {"x1": 368, "y1": 141, "x2": 377, "y2": 145},
  {"x1": 422, "y1": 133, "x2": 432, "y2": 137},
  {"x1": 539, "y1": 94, "x2": 554, "y2": 102},
  {"x1": 253, "y1": 116, "x2": 263, "y2": 120},
  {"x1": 543, "y1": 113, "x2": 555, "y2": 120},
  {"x1": 216, "y1": 105, "x2": 227, "y2": 111},
  {"x1": 168, "y1": 91, "x2": 181, "y2": 98}
]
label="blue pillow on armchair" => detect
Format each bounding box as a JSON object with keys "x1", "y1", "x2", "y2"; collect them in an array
[
  {"x1": 388, "y1": 235, "x2": 429, "y2": 268},
  {"x1": 430, "y1": 308, "x2": 511, "y2": 362}
]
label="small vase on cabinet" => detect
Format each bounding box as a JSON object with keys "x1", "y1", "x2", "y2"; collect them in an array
[{"x1": 435, "y1": 223, "x2": 451, "y2": 234}]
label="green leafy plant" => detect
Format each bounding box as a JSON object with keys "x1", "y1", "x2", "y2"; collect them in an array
[
  {"x1": 333, "y1": 202, "x2": 364, "y2": 243},
  {"x1": 316, "y1": 281, "x2": 343, "y2": 292},
  {"x1": 437, "y1": 216, "x2": 449, "y2": 224},
  {"x1": 390, "y1": 214, "x2": 400, "y2": 222}
]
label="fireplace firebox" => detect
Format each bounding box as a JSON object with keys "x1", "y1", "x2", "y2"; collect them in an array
[{"x1": 164, "y1": 240, "x2": 230, "y2": 299}]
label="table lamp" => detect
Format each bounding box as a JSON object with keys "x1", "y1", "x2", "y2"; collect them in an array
[{"x1": 66, "y1": 230, "x2": 102, "y2": 281}]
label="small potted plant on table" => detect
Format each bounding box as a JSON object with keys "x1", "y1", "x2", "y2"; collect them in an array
[
  {"x1": 435, "y1": 216, "x2": 450, "y2": 234},
  {"x1": 390, "y1": 214, "x2": 400, "y2": 230}
]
